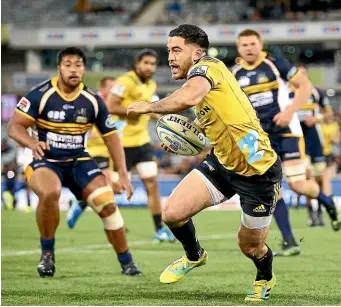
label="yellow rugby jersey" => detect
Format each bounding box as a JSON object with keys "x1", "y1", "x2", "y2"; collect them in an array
[
  {"x1": 87, "y1": 126, "x2": 110, "y2": 158},
  {"x1": 188, "y1": 56, "x2": 277, "y2": 176},
  {"x1": 111, "y1": 70, "x2": 157, "y2": 147},
  {"x1": 321, "y1": 122, "x2": 340, "y2": 156}
]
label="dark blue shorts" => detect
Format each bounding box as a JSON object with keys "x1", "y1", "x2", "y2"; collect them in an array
[
  {"x1": 301, "y1": 124, "x2": 325, "y2": 164},
  {"x1": 25, "y1": 157, "x2": 102, "y2": 200},
  {"x1": 269, "y1": 135, "x2": 305, "y2": 162}
]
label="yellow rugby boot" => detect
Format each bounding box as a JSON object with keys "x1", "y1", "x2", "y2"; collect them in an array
[
  {"x1": 160, "y1": 249, "x2": 208, "y2": 284},
  {"x1": 245, "y1": 273, "x2": 276, "y2": 302}
]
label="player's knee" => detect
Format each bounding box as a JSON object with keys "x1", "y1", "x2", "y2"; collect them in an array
[
  {"x1": 144, "y1": 177, "x2": 158, "y2": 194},
  {"x1": 288, "y1": 180, "x2": 305, "y2": 194},
  {"x1": 39, "y1": 187, "x2": 61, "y2": 203},
  {"x1": 283, "y1": 164, "x2": 306, "y2": 187},
  {"x1": 162, "y1": 205, "x2": 182, "y2": 227},
  {"x1": 312, "y1": 162, "x2": 326, "y2": 177},
  {"x1": 98, "y1": 203, "x2": 116, "y2": 218},
  {"x1": 101, "y1": 206, "x2": 124, "y2": 230},
  {"x1": 87, "y1": 186, "x2": 114, "y2": 214},
  {"x1": 238, "y1": 237, "x2": 262, "y2": 258},
  {"x1": 86, "y1": 186, "x2": 125, "y2": 230}
]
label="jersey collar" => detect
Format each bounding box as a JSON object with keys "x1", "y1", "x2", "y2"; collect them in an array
[
  {"x1": 51, "y1": 76, "x2": 84, "y2": 101},
  {"x1": 239, "y1": 51, "x2": 267, "y2": 70}
]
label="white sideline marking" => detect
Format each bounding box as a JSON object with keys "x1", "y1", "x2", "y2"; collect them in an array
[{"x1": 1, "y1": 233, "x2": 236, "y2": 257}]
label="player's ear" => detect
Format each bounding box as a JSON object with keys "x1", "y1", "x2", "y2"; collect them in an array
[{"x1": 193, "y1": 47, "x2": 202, "y2": 61}]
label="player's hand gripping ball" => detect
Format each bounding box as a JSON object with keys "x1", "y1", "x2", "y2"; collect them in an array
[{"x1": 156, "y1": 114, "x2": 206, "y2": 156}]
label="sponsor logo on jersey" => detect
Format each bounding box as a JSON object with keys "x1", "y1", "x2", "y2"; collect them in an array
[
  {"x1": 105, "y1": 115, "x2": 116, "y2": 128},
  {"x1": 39, "y1": 84, "x2": 50, "y2": 93},
  {"x1": 111, "y1": 84, "x2": 126, "y2": 97},
  {"x1": 196, "y1": 105, "x2": 211, "y2": 120},
  {"x1": 47, "y1": 110, "x2": 66, "y2": 121},
  {"x1": 237, "y1": 76, "x2": 250, "y2": 87},
  {"x1": 17, "y1": 97, "x2": 31, "y2": 113},
  {"x1": 46, "y1": 132, "x2": 83, "y2": 149},
  {"x1": 246, "y1": 71, "x2": 257, "y2": 77},
  {"x1": 188, "y1": 65, "x2": 209, "y2": 78},
  {"x1": 253, "y1": 204, "x2": 267, "y2": 213},
  {"x1": 63, "y1": 104, "x2": 75, "y2": 110}
]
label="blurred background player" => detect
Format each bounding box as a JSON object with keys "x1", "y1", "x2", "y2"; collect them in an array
[
  {"x1": 106, "y1": 49, "x2": 175, "y2": 243},
  {"x1": 16, "y1": 145, "x2": 34, "y2": 213},
  {"x1": 321, "y1": 113, "x2": 341, "y2": 203},
  {"x1": 1, "y1": 138, "x2": 18, "y2": 210},
  {"x1": 7, "y1": 47, "x2": 141, "y2": 277},
  {"x1": 66, "y1": 76, "x2": 123, "y2": 228},
  {"x1": 233, "y1": 29, "x2": 340, "y2": 257},
  {"x1": 292, "y1": 68, "x2": 332, "y2": 226}
]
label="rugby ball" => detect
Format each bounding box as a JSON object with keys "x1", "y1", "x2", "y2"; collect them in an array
[{"x1": 156, "y1": 114, "x2": 206, "y2": 156}]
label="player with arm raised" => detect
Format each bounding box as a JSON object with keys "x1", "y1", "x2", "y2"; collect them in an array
[
  {"x1": 128, "y1": 24, "x2": 281, "y2": 302},
  {"x1": 106, "y1": 49, "x2": 175, "y2": 243},
  {"x1": 232, "y1": 30, "x2": 340, "y2": 256},
  {"x1": 7, "y1": 47, "x2": 141, "y2": 277}
]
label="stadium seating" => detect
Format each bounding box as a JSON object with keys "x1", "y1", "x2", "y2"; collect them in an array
[
  {"x1": 1, "y1": 0, "x2": 147, "y2": 27},
  {"x1": 160, "y1": 0, "x2": 341, "y2": 25}
]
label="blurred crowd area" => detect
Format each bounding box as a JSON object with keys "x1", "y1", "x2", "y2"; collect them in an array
[
  {"x1": 2, "y1": 0, "x2": 341, "y2": 28},
  {"x1": 158, "y1": 0, "x2": 341, "y2": 25}
]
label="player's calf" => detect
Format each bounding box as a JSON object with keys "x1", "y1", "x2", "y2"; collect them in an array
[
  {"x1": 238, "y1": 215, "x2": 276, "y2": 301},
  {"x1": 86, "y1": 186, "x2": 142, "y2": 275}
]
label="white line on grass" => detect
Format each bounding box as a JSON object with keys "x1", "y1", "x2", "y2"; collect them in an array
[
  {"x1": 1, "y1": 233, "x2": 236, "y2": 257},
  {"x1": 2, "y1": 229, "x2": 305, "y2": 257}
]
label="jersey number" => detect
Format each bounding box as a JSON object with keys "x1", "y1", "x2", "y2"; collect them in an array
[{"x1": 238, "y1": 130, "x2": 264, "y2": 164}]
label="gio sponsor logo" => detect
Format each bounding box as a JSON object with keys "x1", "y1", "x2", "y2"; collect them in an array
[{"x1": 253, "y1": 204, "x2": 267, "y2": 213}]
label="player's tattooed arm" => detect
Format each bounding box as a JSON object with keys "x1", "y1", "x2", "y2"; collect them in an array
[{"x1": 126, "y1": 76, "x2": 211, "y2": 115}]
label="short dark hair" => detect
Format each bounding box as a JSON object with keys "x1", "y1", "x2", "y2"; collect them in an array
[
  {"x1": 100, "y1": 77, "x2": 115, "y2": 88},
  {"x1": 169, "y1": 24, "x2": 209, "y2": 50},
  {"x1": 57, "y1": 47, "x2": 86, "y2": 65},
  {"x1": 134, "y1": 49, "x2": 158, "y2": 64},
  {"x1": 238, "y1": 29, "x2": 262, "y2": 40}
]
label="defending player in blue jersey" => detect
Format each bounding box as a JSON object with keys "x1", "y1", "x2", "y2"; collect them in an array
[
  {"x1": 7, "y1": 47, "x2": 142, "y2": 277},
  {"x1": 232, "y1": 30, "x2": 340, "y2": 256}
]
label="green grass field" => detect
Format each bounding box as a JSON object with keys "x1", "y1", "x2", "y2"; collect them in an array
[{"x1": 2, "y1": 208, "x2": 341, "y2": 306}]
